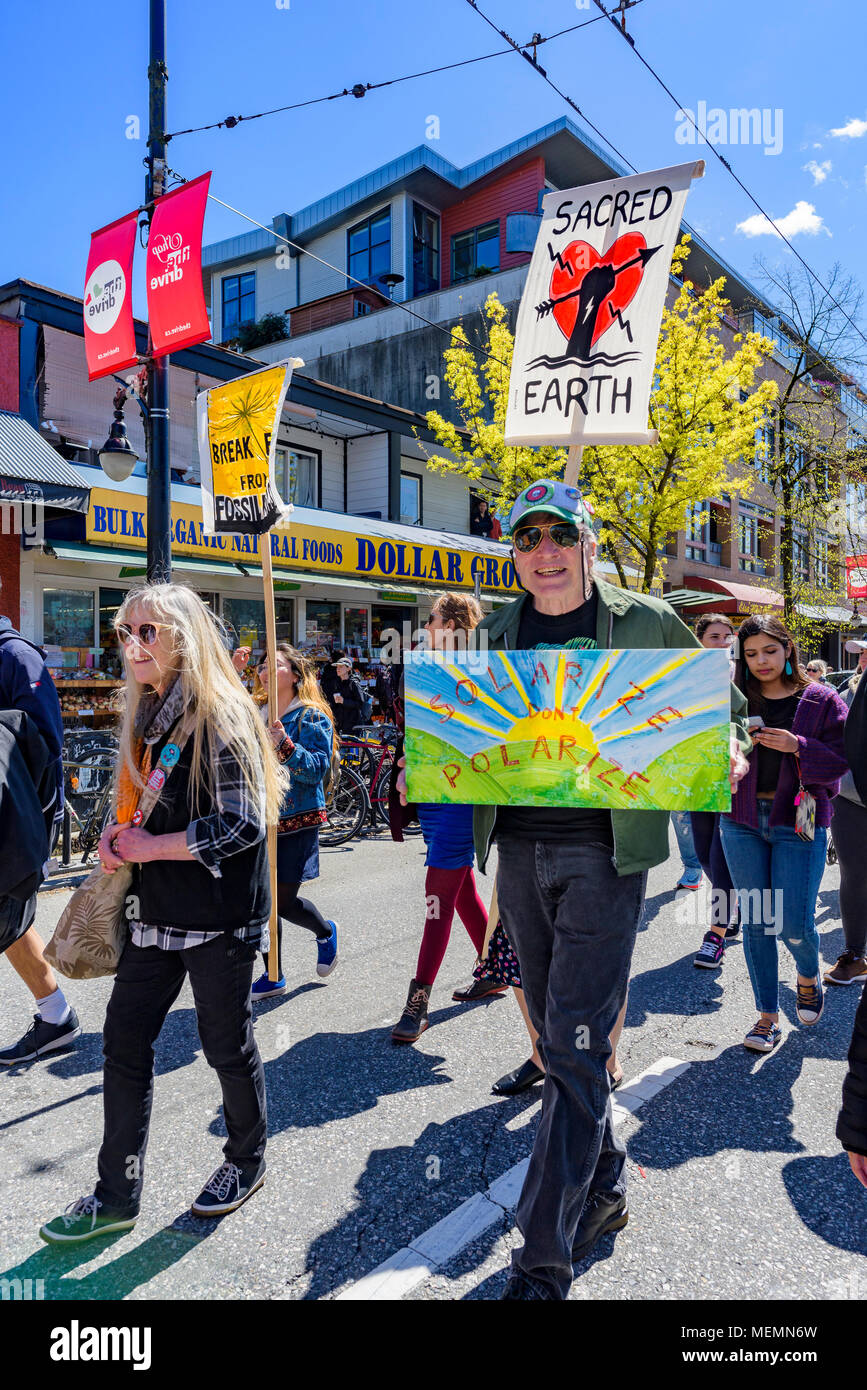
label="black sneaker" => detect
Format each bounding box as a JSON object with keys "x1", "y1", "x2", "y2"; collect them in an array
[
  {"x1": 0, "y1": 1009, "x2": 81, "y2": 1065},
  {"x1": 572, "y1": 1191, "x2": 628, "y2": 1263},
  {"x1": 190, "y1": 1161, "x2": 265, "y2": 1216},
  {"x1": 499, "y1": 1271, "x2": 554, "y2": 1300},
  {"x1": 693, "y1": 931, "x2": 725, "y2": 970}
]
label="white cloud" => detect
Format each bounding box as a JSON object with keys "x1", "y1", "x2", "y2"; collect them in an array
[
  {"x1": 830, "y1": 116, "x2": 867, "y2": 138},
  {"x1": 735, "y1": 201, "x2": 829, "y2": 239},
  {"x1": 803, "y1": 159, "x2": 832, "y2": 184}
]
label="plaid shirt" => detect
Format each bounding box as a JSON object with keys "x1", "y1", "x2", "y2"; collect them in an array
[{"x1": 130, "y1": 729, "x2": 270, "y2": 953}]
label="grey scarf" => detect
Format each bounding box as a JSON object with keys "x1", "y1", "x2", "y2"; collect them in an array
[{"x1": 133, "y1": 675, "x2": 187, "y2": 744}]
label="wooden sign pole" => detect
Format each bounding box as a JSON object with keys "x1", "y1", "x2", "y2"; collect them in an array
[
  {"x1": 260, "y1": 531, "x2": 281, "y2": 983},
  {"x1": 564, "y1": 443, "x2": 584, "y2": 488}
]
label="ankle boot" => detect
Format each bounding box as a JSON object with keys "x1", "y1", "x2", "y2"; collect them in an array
[{"x1": 391, "y1": 978, "x2": 432, "y2": 1044}]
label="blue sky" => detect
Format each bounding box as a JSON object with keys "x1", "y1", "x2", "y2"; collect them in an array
[{"x1": 3, "y1": 0, "x2": 866, "y2": 328}]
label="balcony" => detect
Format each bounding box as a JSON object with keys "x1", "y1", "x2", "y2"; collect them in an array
[{"x1": 288, "y1": 286, "x2": 389, "y2": 337}]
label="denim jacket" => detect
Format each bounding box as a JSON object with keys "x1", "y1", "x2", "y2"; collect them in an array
[{"x1": 276, "y1": 702, "x2": 333, "y2": 833}]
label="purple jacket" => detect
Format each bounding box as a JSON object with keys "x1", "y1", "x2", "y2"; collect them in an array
[{"x1": 728, "y1": 682, "x2": 849, "y2": 830}]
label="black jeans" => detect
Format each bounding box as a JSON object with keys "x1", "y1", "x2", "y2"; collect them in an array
[
  {"x1": 830, "y1": 796, "x2": 867, "y2": 958},
  {"x1": 496, "y1": 837, "x2": 646, "y2": 1301},
  {"x1": 690, "y1": 811, "x2": 738, "y2": 926},
  {"x1": 95, "y1": 933, "x2": 266, "y2": 1217}
]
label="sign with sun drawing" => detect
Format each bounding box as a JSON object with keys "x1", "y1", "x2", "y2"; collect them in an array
[{"x1": 403, "y1": 648, "x2": 732, "y2": 812}]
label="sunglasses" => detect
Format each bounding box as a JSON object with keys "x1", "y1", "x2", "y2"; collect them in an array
[
  {"x1": 116, "y1": 621, "x2": 171, "y2": 646},
  {"x1": 512, "y1": 522, "x2": 582, "y2": 554}
]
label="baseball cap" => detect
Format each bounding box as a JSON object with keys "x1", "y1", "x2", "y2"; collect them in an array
[
  {"x1": 508, "y1": 480, "x2": 595, "y2": 535},
  {"x1": 845, "y1": 639, "x2": 867, "y2": 653}
]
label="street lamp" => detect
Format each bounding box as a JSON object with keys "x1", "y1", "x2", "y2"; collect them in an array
[{"x1": 99, "y1": 387, "x2": 141, "y2": 482}]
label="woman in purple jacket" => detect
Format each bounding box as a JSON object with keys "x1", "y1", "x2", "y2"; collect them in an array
[{"x1": 720, "y1": 615, "x2": 849, "y2": 1054}]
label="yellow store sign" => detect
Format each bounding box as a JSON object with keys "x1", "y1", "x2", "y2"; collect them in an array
[{"x1": 86, "y1": 488, "x2": 522, "y2": 595}]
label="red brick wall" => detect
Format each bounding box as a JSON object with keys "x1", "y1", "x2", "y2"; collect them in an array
[
  {"x1": 0, "y1": 318, "x2": 19, "y2": 623},
  {"x1": 441, "y1": 157, "x2": 545, "y2": 289},
  {"x1": 0, "y1": 317, "x2": 19, "y2": 411}
]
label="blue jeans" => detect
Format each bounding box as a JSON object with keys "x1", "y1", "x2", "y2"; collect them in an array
[
  {"x1": 496, "y1": 836, "x2": 646, "y2": 1300},
  {"x1": 671, "y1": 811, "x2": 702, "y2": 887},
  {"x1": 719, "y1": 802, "x2": 826, "y2": 1014}
]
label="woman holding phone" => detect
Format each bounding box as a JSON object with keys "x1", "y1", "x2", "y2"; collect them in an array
[{"x1": 719, "y1": 615, "x2": 848, "y2": 1053}]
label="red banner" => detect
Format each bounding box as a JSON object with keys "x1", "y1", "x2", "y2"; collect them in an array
[
  {"x1": 146, "y1": 172, "x2": 212, "y2": 358},
  {"x1": 846, "y1": 555, "x2": 867, "y2": 599},
  {"x1": 83, "y1": 211, "x2": 139, "y2": 381}
]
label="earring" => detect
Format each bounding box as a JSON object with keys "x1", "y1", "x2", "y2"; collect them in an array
[{"x1": 785, "y1": 658, "x2": 793, "y2": 676}]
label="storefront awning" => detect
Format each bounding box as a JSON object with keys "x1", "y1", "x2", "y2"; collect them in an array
[
  {"x1": 0, "y1": 411, "x2": 91, "y2": 513},
  {"x1": 683, "y1": 575, "x2": 784, "y2": 611},
  {"x1": 42, "y1": 543, "x2": 514, "y2": 604}
]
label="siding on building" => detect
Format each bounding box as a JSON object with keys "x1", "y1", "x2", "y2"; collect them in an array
[
  {"x1": 346, "y1": 431, "x2": 388, "y2": 516},
  {"x1": 441, "y1": 157, "x2": 544, "y2": 289}
]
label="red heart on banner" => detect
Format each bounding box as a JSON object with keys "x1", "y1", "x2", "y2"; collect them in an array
[{"x1": 549, "y1": 232, "x2": 650, "y2": 350}]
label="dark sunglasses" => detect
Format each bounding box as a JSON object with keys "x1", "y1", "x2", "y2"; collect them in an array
[
  {"x1": 116, "y1": 621, "x2": 171, "y2": 646},
  {"x1": 512, "y1": 522, "x2": 582, "y2": 554}
]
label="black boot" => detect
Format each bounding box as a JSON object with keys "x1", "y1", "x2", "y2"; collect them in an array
[{"x1": 391, "y1": 979, "x2": 432, "y2": 1044}]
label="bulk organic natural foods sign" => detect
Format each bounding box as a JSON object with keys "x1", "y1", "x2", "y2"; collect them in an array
[{"x1": 504, "y1": 161, "x2": 704, "y2": 448}]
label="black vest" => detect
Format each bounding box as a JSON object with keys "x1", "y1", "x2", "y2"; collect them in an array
[{"x1": 133, "y1": 729, "x2": 270, "y2": 932}]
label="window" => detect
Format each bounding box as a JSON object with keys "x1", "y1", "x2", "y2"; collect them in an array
[
  {"x1": 412, "y1": 204, "x2": 440, "y2": 296},
  {"x1": 815, "y1": 534, "x2": 830, "y2": 587},
  {"x1": 685, "y1": 502, "x2": 722, "y2": 564},
  {"x1": 98, "y1": 587, "x2": 126, "y2": 677},
  {"x1": 42, "y1": 589, "x2": 95, "y2": 647},
  {"x1": 739, "y1": 503, "x2": 774, "y2": 575},
  {"x1": 276, "y1": 447, "x2": 320, "y2": 509},
  {"x1": 400, "y1": 473, "x2": 422, "y2": 526},
  {"x1": 793, "y1": 529, "x2": 809, "y2": 581},
  {"x1": 847, "y1": 481, "x2": 867, "y2": 537},
  {"x1": 348, "y1": 209, "x2": 391, "y2": 288},
  {"x1": 222, "y1": 597, "x2": 295, "y2": 657},
  {"x1": 304, "y1": 600, "x2": 341, "y2": 658},
  {"x1": 451, "y1": 221, "x2": 500, "y2": 284},
  {"x1": 343, "y1": 607, "x2": 370, "y2": 660},
  {"x1": 221, "y1": 272, "x2": 255, "y2": 341},
  {"x1": 755, "y1": 418, "x2": 775, "y2": 481}
]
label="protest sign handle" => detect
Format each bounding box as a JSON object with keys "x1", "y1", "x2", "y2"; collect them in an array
[
  {"x1": 564, "y1": 443, "x2": 584, "y2": 488},
  {"x1": 480, "y1": 880, "x2": 500, "y2": 963},
  {"x1": 260, "y1": 532, "x2": 281, "y2": 983}
]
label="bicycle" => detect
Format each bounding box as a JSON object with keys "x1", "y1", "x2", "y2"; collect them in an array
[
  {"x1": 339, "y1": 724, "x2": 422, "y2": 833},
  {"x1": 320, "y1": 761, "x2": 370, "y2": 846}
]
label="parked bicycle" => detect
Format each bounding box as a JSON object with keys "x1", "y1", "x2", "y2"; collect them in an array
[
  {"x1": 61, "y1": 728, "x2": 118, "y2": 864},
  {"x1": 339, "y1": 723, "x2": 422, "y2": 833}
]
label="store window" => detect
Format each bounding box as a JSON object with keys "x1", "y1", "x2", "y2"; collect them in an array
[
  {"x1": 276, "y1": 446, "x2": 320, "y2": 508},
  {"x1": 343, "y1": 606, "x2": 369, "y2": 661},
  {"x1": 303, "y1": 600, "x2": 341, "y2": 660},
  {"x1": 98, "y1": 587, "x2": 126, "y2": 677},
  {"x1": 43, "y1": 589, "x2": 94, "y2": 647},
  {"x1": 348, "y1": 208, "x2": 391, "y2": 288},
  {"x1": 400, "y1": 473, "x2": 422, "y2": 526},
  {"x1": 372, "y1": 604, "x2": 416, "y2": 658},
  {"x1": 221, "y1": 272, "x2": 255, "y2": 342},
  {"x1": 451, "y1": 221, "x2": 500, "y2": 284},
  {"x1": 222, "y1": 596, "x2": 295, "y2": 658}
]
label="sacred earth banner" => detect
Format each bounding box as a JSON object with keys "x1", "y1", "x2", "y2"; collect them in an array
[
  {"x1": 83, "y1": 211, "x2": 139, "y2": 381},
  {"x1": 146, "y1": 172, "x2": 212, "y2": 358},
  {"x1": 504, "y1": 161, "x2": 704, "y2": 448},
  {"x1": 197, "y1": 361, "x2": 302, "y2": 535},
  {"x1": 404, "y1": 647, "x2": 731, "y2": 811}
]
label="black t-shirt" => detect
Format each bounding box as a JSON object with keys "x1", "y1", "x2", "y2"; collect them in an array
[
  {"x1": 755, "y1": 692, "x2": 801, "y2": 794},
  {"x1": 495, "y1": 590, "x2": 614, "y2": 847}
]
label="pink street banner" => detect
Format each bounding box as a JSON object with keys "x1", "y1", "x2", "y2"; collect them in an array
[
  {"x1": 146, "y1": 172, "x2": 212, "y2": 358},
  {"x1": 83, "y1": 211, "x2": 139, "y2": 381}
]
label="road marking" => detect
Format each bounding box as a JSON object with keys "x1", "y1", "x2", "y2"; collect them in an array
[{"x1": 335, "y1": 1054, "x2": 692, "y2": 1301}]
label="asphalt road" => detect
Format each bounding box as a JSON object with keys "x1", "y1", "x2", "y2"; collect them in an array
[{"x1": 1, "y1": 826, "x2": 866, "y2": 1302}]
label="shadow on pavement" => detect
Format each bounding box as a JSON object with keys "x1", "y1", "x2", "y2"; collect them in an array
[
  {"x1": 0, "y1": 1215, "x2": 221, "y2": 1300},
  {"x1": 781, "y1": 1151, "x2": 867, "y2": 1254}
]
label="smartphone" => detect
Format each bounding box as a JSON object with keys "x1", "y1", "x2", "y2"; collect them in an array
[{"x1": 747, "y1": 716, "x2": 765, "y2": 730}]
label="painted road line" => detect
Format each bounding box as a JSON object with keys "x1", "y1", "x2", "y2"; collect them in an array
[{"x1": 334, "y1": 1053, "x2": 692, "y2": 1301}]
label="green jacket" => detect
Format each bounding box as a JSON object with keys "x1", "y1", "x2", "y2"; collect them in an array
[{"x1": 472, "y1": 577, "x2": 750, "y2": 877}]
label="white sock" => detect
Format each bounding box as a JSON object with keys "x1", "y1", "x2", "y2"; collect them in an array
[{"x1": 35, "y1": 989, "x2": 71, "y2": 1027}]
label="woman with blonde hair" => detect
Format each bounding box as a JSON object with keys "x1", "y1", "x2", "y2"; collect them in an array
[
  {"x1": 250, "y1": 642, "x2": 339, "y2": 997},
  {"x1": 40, "y1": 583, "x2": 286, "y2": 1245}
]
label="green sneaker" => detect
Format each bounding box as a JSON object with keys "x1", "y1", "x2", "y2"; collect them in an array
[{"x1": 39, "y1": 1194, "x2": 137, "y2": 1245}]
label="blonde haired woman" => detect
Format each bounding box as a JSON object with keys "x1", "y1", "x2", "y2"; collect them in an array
[
  {"x1": 252, "y1": 643, "x2": 339, "y2": 997},
  {"x1": 40, "y1": 584, "x2": 286, "y2": 1245}
]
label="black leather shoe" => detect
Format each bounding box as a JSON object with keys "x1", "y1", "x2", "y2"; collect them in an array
[
  {"x1": 391, "y1": 979, "x2": 432, "y2": 1044},
  {"x1": 452, "y1": 975, "x2": 509, "y2": 1002},
  {"x1": 492, "y1": 1058, "x2": 545, "y2": 1096},
  {"x1": 571, "y1": 1191, "x2": 628, "y2": 1263},
  {"x1": 500, "y1": 1272, "x2": 554, "y2": 1300}
]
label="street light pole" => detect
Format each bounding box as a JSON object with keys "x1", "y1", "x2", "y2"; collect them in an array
[{"x1": 145, "y1": 0, "x2": 172, "y2": 583}]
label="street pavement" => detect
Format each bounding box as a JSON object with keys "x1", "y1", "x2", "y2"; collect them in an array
[{"x1": 1, "y1": 826, "x2": 866, "y2": 1302}]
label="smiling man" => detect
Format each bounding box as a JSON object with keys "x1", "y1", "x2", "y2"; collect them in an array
[{"x1": 471, "y1": 479, "x2": 751, "y2": 1301}]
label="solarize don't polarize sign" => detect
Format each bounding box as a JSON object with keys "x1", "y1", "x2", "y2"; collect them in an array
[
  {"x1": 504, "y1": 161, "x2": 704, "y2": 448},
  {"x1": 404, "y1": 646, "x2": 732, "y2": 812}
]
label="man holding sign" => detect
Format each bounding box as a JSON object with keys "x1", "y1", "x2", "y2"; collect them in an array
[{"x1": 471, "y1": 480, "x2": 750, "y2": 1300}]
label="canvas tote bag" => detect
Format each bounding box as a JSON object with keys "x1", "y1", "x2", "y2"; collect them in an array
[{"x1": 44, "y1": 718, "x2": 193, "y2": 980}]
